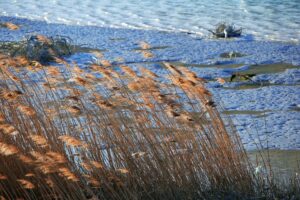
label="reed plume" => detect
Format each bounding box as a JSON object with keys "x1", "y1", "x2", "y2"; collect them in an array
[
  {"x1": 17, "y1": 179, "x2": 35, "y2": 189},
  {"x1": 0, "y1": 49, "x2": 296, "y2": 200},
  {"x1": 0, "y1": 142, "x2": 18, "y2": 156}
]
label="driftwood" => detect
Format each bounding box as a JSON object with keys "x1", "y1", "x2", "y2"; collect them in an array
[{"x1": 209, "y1": 23, "x2": 242, "y2": 38}]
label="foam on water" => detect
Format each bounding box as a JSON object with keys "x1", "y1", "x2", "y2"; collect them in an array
[{"x1": 1, "y1": 0, "x2": 299, "y2": 42}]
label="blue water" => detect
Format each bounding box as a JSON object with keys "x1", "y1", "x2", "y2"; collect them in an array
[
  {"x1": 1, "y1": 0, "x2": 299, "y2": 42},
  {"x1": 1, "y1": 0, "x2": 300, "y2": 150}
]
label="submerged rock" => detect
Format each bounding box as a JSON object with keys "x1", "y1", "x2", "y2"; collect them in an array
[{"x1": 0, "y1": 35, "x2": 73, "y2": 63}]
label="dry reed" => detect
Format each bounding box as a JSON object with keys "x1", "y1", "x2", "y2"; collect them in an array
[{"x1": 0, "y1": 40, "x2": 298, "y2": 200}]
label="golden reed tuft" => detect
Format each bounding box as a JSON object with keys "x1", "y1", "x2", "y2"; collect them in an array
[
  {"x1": 121, "y1": 65, "x2": 138, "y2": 78},
  {"x1": 0, "y1": 142, "x2": 18, "y2": 156},
  {"x1": 0, "y1": 90, "x2": 23, "y2": 101},
  {"x1": 17, "y1": 105, "x2": 36, "y2": 116},
  {"x1": 66, "y1": 105, "x2": 82, "y2": 115},
  {"x1": 47, "y1": 66, "x2": 61, "y2": 76},
  {"x1": 58, "y1": 167, "x2": 79, "y2": 182},
  {"x1": 0, "y1": 124, "x2": 18, "y2": 136},
  {"x1": 17, "y1": 179, "x2": 35, "y2": 189},
  {"x1": 139, "y1": 66, "x2": 158, "y2": 78},
  {"x1": 46, "y1": 151, "x2": 67, "y2": 164},
  {"x1": 29, "y1": 134, "x2": 48, "y2": 147},
  {"x1": 18, "y1": 154, "x2": 34, "y2": 164},
  {"x1": 58, "y1": 135, "x2": 86, "y2": 148}
]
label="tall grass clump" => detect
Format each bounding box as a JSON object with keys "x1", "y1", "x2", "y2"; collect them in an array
[
  {"x1": 0, "y1": 37, "x2": 299, "y2": 199},
  {"x1": 0, "y1": 35, "x2": 73, "y2": 63}
]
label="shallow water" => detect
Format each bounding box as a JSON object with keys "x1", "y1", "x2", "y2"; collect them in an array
[
  {"x1": 240, "y1": 63, "x2": 300, "y2": 75},
  {"x1": 248, "y1": 150, "x2": 300, "y2": 179},
  {"x1": 1, "y1": 0, "x2": 299, "y2": 42},
  {"x1": 1, "y1": 16, "x2": 300, "y2": 150}
]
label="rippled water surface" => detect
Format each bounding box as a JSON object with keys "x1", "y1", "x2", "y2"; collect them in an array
[{"x1": 1, "y1": 0, "x2": 299, "y2": 42}]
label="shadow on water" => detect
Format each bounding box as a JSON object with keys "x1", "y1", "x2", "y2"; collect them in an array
[
  {"x1": 174, "y1": 62, "x2": 299, "y2": 74},
  {"x1": 132, "y1": 46, "x2": 170, "y2": 51},
  {"x1": 170, "y1": 61, "x2": 244, "y2": 69},
  {"x1": 240, "y1": 63, "x2": 300, "y2": 75},
  {"x1": 222, "y1": 110, "x2": 270, "y2": 117},
  {"x1": 219, "y1": 63, "x2": 300, "y2": 89},
  {"x1": 109, "y1": 38, "x2": 126, "y2": 41},
  {"x1": 223, "y1": 83, "x2": 300, "y2": 90}
]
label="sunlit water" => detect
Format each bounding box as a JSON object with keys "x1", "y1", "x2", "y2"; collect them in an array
[{"x1": 0, "y1": 0, "x2": 300, "y2": 42}]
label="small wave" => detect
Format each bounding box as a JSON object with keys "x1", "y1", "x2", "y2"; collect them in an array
[{"x1": 0, "y1": 0, "x2": 299, "y2": 43}]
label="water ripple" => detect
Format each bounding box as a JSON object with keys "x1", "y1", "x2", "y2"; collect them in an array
[{"x1": 0, "y1": 0, "x2": 299, "y2": 42}]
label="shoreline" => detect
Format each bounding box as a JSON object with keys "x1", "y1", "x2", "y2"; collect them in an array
[
  {"x1": 1, "y1": 16, "x2": 300, "y2": 151},
  {"x1": 1, "y1": 15, "x2": 299, "y2": 45},
  {"x1": 1, "y1": 16, "x2": 299, "y2": 67},
  {"x1": 1, "y1": 16, "x2": 300, "y2": 52}
]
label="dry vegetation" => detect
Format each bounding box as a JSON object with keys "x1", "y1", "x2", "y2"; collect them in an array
[
  {"x1": 0, "y1": 35, "x2": 73, "y2": 63},
  {"x1": 0, "y1": 35, "x2": 299, "y2": 200},
  {"x1": 0, "y1": 22, "x2": 20, "y2": 30}
]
